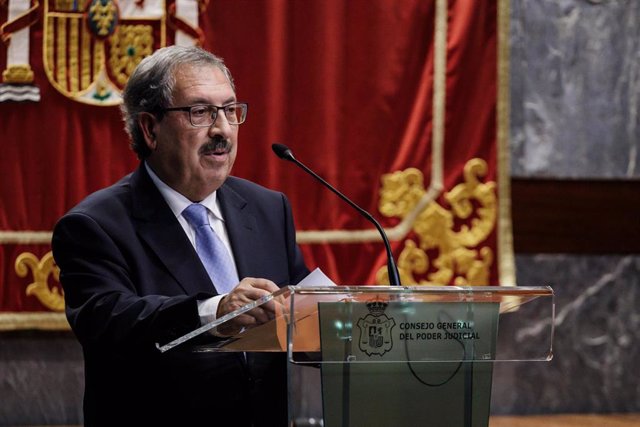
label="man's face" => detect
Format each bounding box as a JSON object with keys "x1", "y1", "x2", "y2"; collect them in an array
[{"x1": 145, "y1": 63, "x2": 238, "y2": 201}]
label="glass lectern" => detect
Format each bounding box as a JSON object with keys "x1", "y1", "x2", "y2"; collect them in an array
[{"x1": 157, "y1": 285, "x2": 554, "y2": 427}]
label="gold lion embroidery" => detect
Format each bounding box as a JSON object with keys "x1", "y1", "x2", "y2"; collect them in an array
[{"x1": 376, "y1": 158, "x2": 496, "y2": 286}]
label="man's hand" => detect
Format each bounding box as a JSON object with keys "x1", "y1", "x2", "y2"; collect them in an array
[{"x1": 215, "y1": 277, "x2": 280, "y2": 336}]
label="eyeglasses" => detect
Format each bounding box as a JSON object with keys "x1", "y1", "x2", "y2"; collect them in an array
[{"x1": 162, "y1": 102, "x2": 248, "y2": 127}]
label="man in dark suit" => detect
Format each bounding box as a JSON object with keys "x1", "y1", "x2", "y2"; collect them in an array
[{"x1": 52, "y1": 45, "x2": 309, "y2": 426}]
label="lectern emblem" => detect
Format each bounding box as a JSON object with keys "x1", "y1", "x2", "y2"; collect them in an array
[{"x1": 357, "y1": 301, "x2": 396, "y2": 357}]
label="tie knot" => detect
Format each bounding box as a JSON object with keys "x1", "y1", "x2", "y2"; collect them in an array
[{"x1": 183, "y1": 203, "x2": 210, "y2": 227}]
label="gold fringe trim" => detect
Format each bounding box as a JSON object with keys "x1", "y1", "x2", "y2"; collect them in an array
[
  {"x1": 0, "y1": 312, "x2": 69, "y2": 330},
  {"x1": 497, "y1": 0, "x2": 516, "y2": 286},
  {"x1": 431, "y1": 0, "x2": 447, "y2": 192},
  {"x1": 0, "y1": 231, "x2": 52, "y2": 244},
  {"x1": 297, "y1": 186, "x2": 442, "y2": 243}
]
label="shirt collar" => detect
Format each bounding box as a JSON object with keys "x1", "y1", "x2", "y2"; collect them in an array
[{"x1": 144, "y1": 162, "x2": 224, "y2": 222}]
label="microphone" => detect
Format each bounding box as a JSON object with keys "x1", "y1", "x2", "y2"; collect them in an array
[{"x1": 271, "y1": 143, "x2": 402, "y2": 286}]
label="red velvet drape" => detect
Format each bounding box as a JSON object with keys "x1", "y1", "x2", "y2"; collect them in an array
[{"x1": 0, "y1": 0, "x2": 499, "y2": 313}]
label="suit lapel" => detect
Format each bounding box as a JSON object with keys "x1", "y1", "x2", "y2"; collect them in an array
[
  {"x1": 218, "y1": 181, "x2": 258, "y2": 279},
  {"x1": 130, "y1": 164, "x2": 216, "y2": 295}
]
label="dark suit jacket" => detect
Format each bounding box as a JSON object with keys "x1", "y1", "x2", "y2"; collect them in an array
[{"x1": 52, "y1": 164, "x2": 309, "y2": 427}]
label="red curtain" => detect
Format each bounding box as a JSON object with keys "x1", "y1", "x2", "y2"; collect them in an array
[{"x1": 0, "y1": 0, "x2": 503, "y2": 317}]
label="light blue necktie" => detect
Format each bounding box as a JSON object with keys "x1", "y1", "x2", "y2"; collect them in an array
[{"x1": 182, "y1": 203, "x2": 238, "y2": 294}]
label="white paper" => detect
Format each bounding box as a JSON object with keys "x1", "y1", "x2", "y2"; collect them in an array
[{"x1": 296, "y1": 267, "x2": 337, "y2": 287}]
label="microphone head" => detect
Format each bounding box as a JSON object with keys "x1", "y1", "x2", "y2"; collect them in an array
[{"x1": 272, "y1": 143, "x2": 295, "y2": 161}]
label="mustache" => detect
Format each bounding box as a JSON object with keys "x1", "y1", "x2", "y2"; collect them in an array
[{"x1": 201, "y1": 137, "x2": 231, "y2": 153}]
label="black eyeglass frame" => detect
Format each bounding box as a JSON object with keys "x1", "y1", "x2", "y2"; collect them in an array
[{"x1": 162, "y1": 102, "x2": 248, "y2": 127}]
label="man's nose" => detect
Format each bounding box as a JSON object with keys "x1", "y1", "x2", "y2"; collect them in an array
[{"x1": 208, "y1": 112, "x2": 233, "y2": 138}]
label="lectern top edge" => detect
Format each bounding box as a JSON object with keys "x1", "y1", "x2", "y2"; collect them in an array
[{"x1": 290, "y1": 285, "x2": 553, "y2": 297}]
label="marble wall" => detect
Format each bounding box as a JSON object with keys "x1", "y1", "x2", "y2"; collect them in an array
[
  {"x1": 491, "y1": 255, "x2": 640, "y2": 414},
  {"x1": 510, "y1": 0, "x2": 640, "y2": 178},
  {"x1": 1, "y1": 0, "x2": 639, "y2": 425},
  {"x1": 0, "y1": 332, "x2": 82, "y2": 425},
  {"x1": 502, "y1": 0, "x2": 640, "y2": 416}
]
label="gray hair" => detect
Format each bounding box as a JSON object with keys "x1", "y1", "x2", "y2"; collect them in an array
[{"x1": 121, "y1": 45, "x2": 236, "y2": 159}]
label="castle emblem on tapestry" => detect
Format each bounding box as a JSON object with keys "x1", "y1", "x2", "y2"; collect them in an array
[{"x1": 0, "y1": 0, "x2": 207, "y2": 104}]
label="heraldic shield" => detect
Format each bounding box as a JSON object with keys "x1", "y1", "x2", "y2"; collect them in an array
[
  {"x1": 43, "y1": 0, "x2": 167, "y2": 105},
  {"x1": 356, "y1": 301, "x2": 396, "y2": 357}
]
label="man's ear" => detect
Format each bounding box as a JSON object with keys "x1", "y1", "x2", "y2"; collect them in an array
[{"x1": 138, "y1": 112, "x2": 158, "y2": 151}]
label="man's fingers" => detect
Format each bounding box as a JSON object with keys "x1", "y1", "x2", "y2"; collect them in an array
[
  {"x1": 217, "y1": 277, "x2": 281, "y2": 320},
  {"x1": 245, "y1": 278, "x2": 279, "y2": 292},
  {"x1": 248, "y1": 306, "x2": 270, "y2": 324}
]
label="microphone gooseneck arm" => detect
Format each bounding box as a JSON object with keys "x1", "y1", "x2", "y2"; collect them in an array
[{"x1": 271, "y1": 143, "x2": 402, "y2": 286}]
